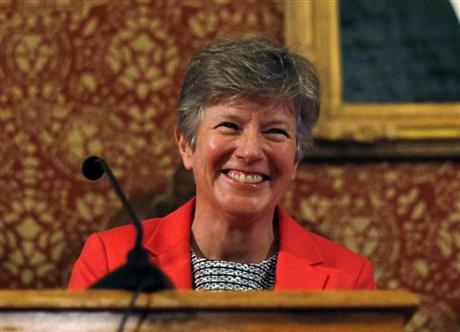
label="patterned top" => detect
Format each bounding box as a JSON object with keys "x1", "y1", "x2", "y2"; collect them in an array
[{"x1": 191, "y1": 251, "x2": 277, "y2": 291}]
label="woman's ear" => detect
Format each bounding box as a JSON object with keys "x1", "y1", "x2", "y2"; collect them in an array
[{"x1": 175, "y1": 128, "x2": 194, "y2": 170}]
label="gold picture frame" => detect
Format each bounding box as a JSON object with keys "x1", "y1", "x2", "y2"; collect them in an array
[{"x1": 285, "y1": 0, "x2": 460, "y2": 144}]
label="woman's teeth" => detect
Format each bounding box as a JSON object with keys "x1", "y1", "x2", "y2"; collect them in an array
[{"x1": 227, "y1": 170, "x2": 264, "y2": 184}]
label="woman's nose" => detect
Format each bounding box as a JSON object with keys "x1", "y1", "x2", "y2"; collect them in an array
[{"x1": 234, "y1": 131, "x2": 264, "y2": 163}]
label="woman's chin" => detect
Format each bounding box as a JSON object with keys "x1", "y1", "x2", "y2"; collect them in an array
[{"x1": 218, "y1": 196, "x2": 274, "y2": 221}]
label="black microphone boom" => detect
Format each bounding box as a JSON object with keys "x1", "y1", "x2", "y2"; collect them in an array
[
  {"x1": 82, "y1": 156, "x2": 143, "y2": 250},
  {"x1": 81, "y1": 156, "x2": 174, "y2": 291}
]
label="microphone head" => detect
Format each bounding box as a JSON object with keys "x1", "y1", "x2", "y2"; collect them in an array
[{"x1": 82, "y1": 156, "x2": 105, "y2": 181}]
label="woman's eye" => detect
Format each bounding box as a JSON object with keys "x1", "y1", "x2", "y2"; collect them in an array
[
  {"x1": 216, "y1": 122, "x2": 239, "y2": 130},
  {"x1": 265, "y1": 128, "x2": 290, "y2": 138}
]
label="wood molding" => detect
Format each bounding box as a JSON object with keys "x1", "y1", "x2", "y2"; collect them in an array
[{"x1": 285, "y1": 1, "x2": 460, "y2": 144}]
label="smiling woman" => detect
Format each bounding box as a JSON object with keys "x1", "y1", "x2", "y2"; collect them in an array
[
  {"x1": 178, "y1": 99, "x2": 299, "y2": 265},
  {"x1": 68, "y1": 37, "x2": 376, "y2": 291}
]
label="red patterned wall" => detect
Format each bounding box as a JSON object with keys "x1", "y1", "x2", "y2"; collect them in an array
[
  {"x1": 285, "y1": 162, "x2": 460, "y2": 332},
  {"x1": 1, "y1": 1, "x2": 458, "y2": 331}
]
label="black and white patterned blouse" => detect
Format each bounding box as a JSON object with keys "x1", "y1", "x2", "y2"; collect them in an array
[{"x1": 191, "y1": 250, "x2": 277, "y2": 290}]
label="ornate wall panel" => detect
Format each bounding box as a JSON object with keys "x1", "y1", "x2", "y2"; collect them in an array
[
  {"x1": 284, "y1": 162, "x2": 460, "y2": 332},
  {"x1": 0, "y1": 0, "x2": 283, "y2": 288},
  {"x1": 0, "y1": 1, "x2": 458, "y2": 331}
]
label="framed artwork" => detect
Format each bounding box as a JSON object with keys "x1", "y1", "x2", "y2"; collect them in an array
[{"x1": 285, "y1": 0, "x2": 460, "y2": 158}]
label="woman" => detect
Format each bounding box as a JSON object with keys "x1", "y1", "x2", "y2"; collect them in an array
[{"x1": 69, "y1": 37, "x2": 376, "y2": 290}]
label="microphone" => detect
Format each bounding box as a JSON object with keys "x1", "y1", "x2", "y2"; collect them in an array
[{"x1": 81, "y1": 156, "x2": 174, "y2": 291}]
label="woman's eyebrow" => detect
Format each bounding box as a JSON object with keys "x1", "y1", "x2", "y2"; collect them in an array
[
  {"x1": 210, "y1": 112, "x2": 244, "y2": 122},
  {"x1": 263, "y1": 119, "x2": 289, "y2": 126},
  {"x1": 262, "y1": 118, "x2": 295, "y2": 128}
]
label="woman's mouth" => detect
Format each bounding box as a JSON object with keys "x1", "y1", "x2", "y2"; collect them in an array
[{"x1": 223, "y1": 170, "x2": 269, "y2": 184}]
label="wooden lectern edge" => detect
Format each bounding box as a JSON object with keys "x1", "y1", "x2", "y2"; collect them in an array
[
  {"x1": 1, "y1": 289, "x2": 419, "y2": 313},
  {"x1": 1, "y1": 290, "x2": 420, "y2": 331}
]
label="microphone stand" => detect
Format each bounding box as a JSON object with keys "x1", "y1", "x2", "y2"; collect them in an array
[{"x1": 82, "y1": 156, "x2": 174, "y2": 291}]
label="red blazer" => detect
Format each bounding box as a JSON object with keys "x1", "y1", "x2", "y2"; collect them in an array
[{"x1": 68, "y1": 199, "x2": 376, "y2": 290}]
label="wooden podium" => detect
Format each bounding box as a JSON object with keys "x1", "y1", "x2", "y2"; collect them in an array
[{"x1": 1, "y1": 290, "x2": 418, "y2": 331}]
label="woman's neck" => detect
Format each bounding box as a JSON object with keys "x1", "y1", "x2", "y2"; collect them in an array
[{"x1": 191, "y1": 207, "x2": 278, "y2": 264}]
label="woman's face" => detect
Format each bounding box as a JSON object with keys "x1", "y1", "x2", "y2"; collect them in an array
[{"x1": 177, "y1": 98, "x2": 299, "y2": 222}]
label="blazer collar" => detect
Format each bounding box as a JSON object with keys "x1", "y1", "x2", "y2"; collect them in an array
[
  {"x1": 143, "y1": 199, "x2": 195, "y2": 289},
  {"x1": 142, "y1": 200, "x2": 330, "y2": 290},
  {"x1": 275, "y1": 207, "x2": 329, "y2": 289}
]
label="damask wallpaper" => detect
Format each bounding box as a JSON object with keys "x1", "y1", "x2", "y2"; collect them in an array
[
  {"x1": 285, "y1": 162, "x2": 460, "y2": 332},
  {"x1": 0, "y1": 1, "x2": 458, "y2": 331}
]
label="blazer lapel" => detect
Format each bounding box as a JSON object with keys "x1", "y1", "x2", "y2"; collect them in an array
[
  {"x1": 143, "y1": 199, "x2": 195, "y2": 289},
  {"x1": 154, "y1": 238, "x2": 192, "y2": 289},
  {"x1": 275, "y1": 252, "x2": 329, "y2": 289},
  {"x1": 274, "y1": 207, "x2": 329, "y2": 290}
]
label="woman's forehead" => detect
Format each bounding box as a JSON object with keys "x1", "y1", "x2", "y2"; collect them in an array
[{"x1": 204, "y1": 96, "x2": 296, "y2": 119}]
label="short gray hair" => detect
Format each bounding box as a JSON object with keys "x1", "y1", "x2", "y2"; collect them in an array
[{"x1": 177, "y1": 37, "x2": 320, "y2": 161}]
